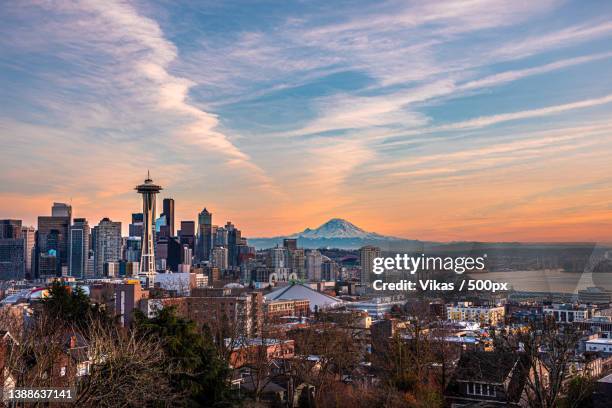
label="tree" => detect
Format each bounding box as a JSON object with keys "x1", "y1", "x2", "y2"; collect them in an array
[
  {"x1": 75, "y1": 319, "x2": 175, "y2": 407},
  {"x1": 562, "y1": 375, "x2": 595, "y2": 408},
  {"x1": 134, "y1": 306, "x2": 230, "y2": 407},
  {"x1": 42, "y1": 281, "x2": 110, "y2": 329},
  {"x1": 494, "y1": 316, "x2": 580, "y2": 408}
]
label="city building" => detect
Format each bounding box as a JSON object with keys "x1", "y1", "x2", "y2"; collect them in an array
[
  {"x1": 543, "y1": 303, "x2": 596, "y2": 323},
  {"x1": 115, "y1": 280, "x2": 149, "y2": 327},
  {"x1": 128, "y1": 213, "x2": 143, "y2": 238},
  {"x1": 265, "y1": 299, "x2": 310, "y2": 320},
  {"x1": 345, "y1": 297, "x2": 405, "y2": 319},
  {"x1": 212, "y1": 246, "x2": 229, "y2": 270},
  {"x1": 306, "y1": 249, "x2": 322, "y2": 282},
  {"x1": 69, "y1": 218, "x2": 90, "y2": 278},
  {"x1": 359, "y1": 245, "x2": 381, "y2": 285},
  {"x1": 585, "y1": 338, "x2": 612, "y2": 355},
  {"x1": 0, "y1": 220, "x2": 22, "y2": 239},
  {"x1": 36, "y1": 205, "x2": 71, "y2": 277},
  {"x1": 446, "y1": 302, "x2": 506, "y2": 325},
  {"x1": 135, "y1": 172, "x2": 162, "y2": 286},
  {"x1": 162, "y1": 198, "x2": 175, "y2": 237},
  {"x1": 264, "y1": 283, "x2": 342, "y2": 312},
  {"x1": 321, "y1": 256, "x2": 338, "y2": 281},
  {"x1": 21, "y1": 226, "x2": 35, "y2": 277},
  {"x1": 196, "y1": 208, "x2": 213, "y2": 263},
  {"x1": 93, "y1": 218, "x2": 122, "y2": 277},
  {"x1": 51, "y1": 202, "x2": 72, "y2": 218},
  {"x1": 269, "y1": 247, "x2": 287, "y2": 270},
  {"x1": 445, "y1": 351, "x2": 529, "y2": 406},
  {"x1": 178, "y1": 221, "x2": 195, "y2": 250},
  {"x1": 225, "y1": 221, "x2": 242, "y2": 267},
  {"x1": 0, "y1": 220, "x2": 25, "y2": 280},
  {"x1": 283, "y1": 238, "x2": 297, "y2": 251},
  {"x1": 125, "y1": 236, "x2": 141, "y2": 263}
]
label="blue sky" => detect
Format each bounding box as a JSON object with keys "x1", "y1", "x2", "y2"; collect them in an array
[{"x1": 1, "y1": 0, "x2": 612, "y2": 241}]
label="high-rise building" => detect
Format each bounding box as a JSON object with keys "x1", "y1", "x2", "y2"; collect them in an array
[
  {"x1": 135, "y1": 172, "x2": 162, "y2": 284},
  {"x1": 51, "y1": 202, "x2": 72, "y2": 218},
  {"x1": 283, "y1": 238, "x2": 298, "y2": 251},
  {"x1": 36, "y1": 206, "x2": 71, "y2": 277},
  {"x1": 93, "y1": 218, "x2": 122, "y2": 276},
  {"x1": 155, "y1": 236, "x2": 182, "y2": 272},
  {"x1": 129, "y1": 213, "x2": 143, "y2": 238},
  {"x1": 0, "y1": 220, "x2": 22, "y2": 239},
  {"x1": 155, "y1": 214, "x2": 168, "y2": 239},
  {"x1": 162, "y1": 198, "x2": 175, "y2": 237},
  {"x1": 322, "y1": 257, "x2": 338, "y2": 281},
  {"x1": 125, "y1": 237, "x2": 142, "y2": 262},
  {"x1": 182, "y1": 245, "x2": 193, "y2": 266},
  {"x1": 69, "y1": 218, "x2": 90, "y2": 278},
  {"x1": 178, "y1": 221, "x2": 195, "y2": 250},
  {"x1": 214, "y1": 226, "x2": 228, "y2": 247},
  {"x1": 0, "y1": 219, "x2": 24, "y2": 280},
  {"x1": 306, "y1": 249, "x2": 322, "y2": 282},
  {"x1": 225, "y1": 221, "x2": 242, "y2": 267},
  {"x1": 196, "y1": 208, "x2": 213, "y2": 263},
  {"x1": 212, "y1": 246, "x2": 229, "y2": 270},
  {"x1": 270, "y1": 247, "x2": 287, "y2": 269},
  {"x1": 21, "y1": 226, "x2": 35, "y2": 278},
  {"x1": 360, "y1": 245, "x2": 381, "y2": 285}
]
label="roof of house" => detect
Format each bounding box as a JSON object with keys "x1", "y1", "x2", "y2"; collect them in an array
[
  {"x1": 265, "y1": 283, "x2": 342, "y2": 311},
  {"x1": 446, "y1": 351, "x2": 529, "y2": 403}
]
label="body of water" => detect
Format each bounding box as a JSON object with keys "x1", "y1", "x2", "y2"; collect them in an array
[{"x1": 469, "y1": 269, "x2": 612, "y2": 293}]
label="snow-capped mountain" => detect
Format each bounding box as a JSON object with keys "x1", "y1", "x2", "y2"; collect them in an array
[
  {"x1": 249, "y1": 218, "x2": 420, "y2": 250},
  {"x1": 289, "y1": 218, "x2": 388, "y2": 239}
]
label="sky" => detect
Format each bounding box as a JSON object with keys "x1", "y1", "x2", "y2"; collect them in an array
[{"x1": 1, "y1": 0, "x2": 612, "y2": 242}]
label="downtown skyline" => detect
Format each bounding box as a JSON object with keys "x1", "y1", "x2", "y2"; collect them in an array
[{"x1": 2, "y1": 1, "x2": 612, "y2": 243}]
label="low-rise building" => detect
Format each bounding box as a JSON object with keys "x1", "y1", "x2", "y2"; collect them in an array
[
  {"x1": 543, "y1": 303, "x2": 596, "y2": 323},
  {"x1": 446, "y1": 302, "x2": 505, "y2": 326}
]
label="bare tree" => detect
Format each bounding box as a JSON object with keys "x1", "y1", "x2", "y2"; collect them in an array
[
  {"x1": 74, "y1": 319, "x2": 177, "y2": 407},
  {"x1": 495, "y1": 316, "x2": 580, "y2": 408}
]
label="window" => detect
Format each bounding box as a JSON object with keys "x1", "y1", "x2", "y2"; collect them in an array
[{"x1": 60, "y1": 366, "x2": 67, "y2": 377}]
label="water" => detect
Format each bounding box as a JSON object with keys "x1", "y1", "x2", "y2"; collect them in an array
[{"x1": 469, "y1": 270, "x2": 612, "y2": 293}]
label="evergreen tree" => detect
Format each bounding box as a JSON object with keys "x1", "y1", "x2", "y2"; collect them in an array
[{"x1": 135, "y1": 307, "x2": 230, "y2": 407}]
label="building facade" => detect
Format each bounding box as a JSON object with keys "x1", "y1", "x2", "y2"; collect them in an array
[
  {"x1": 69, "y1": 218, "x2": 90, "y2": 278},
  {"x1": 93, "y1": 218, "x2": 122, "y2": 277}
]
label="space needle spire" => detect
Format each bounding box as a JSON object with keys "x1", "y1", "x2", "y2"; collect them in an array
[{"x1": 135, "y1": 172, "x2": 162, "y2": 287}]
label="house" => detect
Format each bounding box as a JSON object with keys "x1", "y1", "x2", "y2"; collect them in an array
[{"x1": 445, "y1": 351, "x2": 529, "y2": 407}]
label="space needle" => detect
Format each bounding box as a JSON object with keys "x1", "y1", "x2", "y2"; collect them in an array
[{"x1": 135, "y1": 171, "x2": 162, "y2": 286}]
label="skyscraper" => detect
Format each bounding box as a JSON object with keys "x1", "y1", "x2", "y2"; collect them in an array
[
  {"x1": 360, "y1": 245, "x2": 381, "y2": 285},
  {"x1": 36, "y1": 205, "x2": 71, "y2": 277},
  {"x1": 306, "y1": 249, "x2": 322, "y2": 282},
  {"x1": 129, "y1": 213, "x2": 143, "y2": 238},
  {"x1": 178, "y1": 221, "x2": 195, "y2": 250},
  {"x1": 135, "y1": 172, "x2": 162, "y2": 283},
  {"x1": 93, "y1": 218, "x2": 122, "y2": 276},
  {"x1": 162, "y1": 198, "x2": 175, "y2": 237},
  {"x1": 283, "y1": 238, "x2": 298, "y2": 251},
  {"x1": 196, "y1": 208, "x2": 212, "y2": 263},
  {"x1": 69, "y1": 218, "x2": 90, "y2": 278},
  {"x1": 51, "y1": 202, "x2": 72, "y2": 219},
  {"x1": 212, "y1": 246, "x2": 229, "y2": 270},
  {"x1": 0, "y1": 220, "x2": 22, "y2": 239},
  {"x1": 225, "y1": 221, "x2": 241, "y2": 267},
  {"x1": 0, "y1": 219, "x2": 24, "y2": 280},
  {"x1": 21, "y1": 226, "x2": 35, "y2": 278}
]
